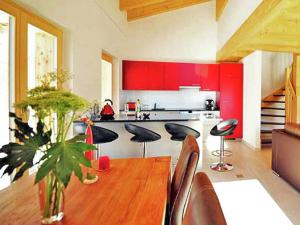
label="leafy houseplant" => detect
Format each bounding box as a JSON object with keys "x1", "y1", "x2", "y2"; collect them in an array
[{"x1": 0, "y1": 71, "x2": 96, "y2": 224}]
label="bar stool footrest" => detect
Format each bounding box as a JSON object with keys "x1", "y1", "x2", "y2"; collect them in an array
[
  {"x1": 210, "y1": 162, "x2": 234, "y2": 172},
  {"x1": 211, "y1": 150, "x2": 233, "y2": 157}
]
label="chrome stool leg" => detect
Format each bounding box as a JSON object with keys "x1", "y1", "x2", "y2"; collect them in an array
[
  {"x1": 143, "y1": 142, "x2": 147, "y2": 158},
  {"x1": 210, "y1": 136, "x2": 233, "y2": 172}
]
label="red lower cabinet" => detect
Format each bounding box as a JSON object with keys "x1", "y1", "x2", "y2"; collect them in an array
[{"x1": 219, "y1": 63, "x2": 243, "y2": 139}]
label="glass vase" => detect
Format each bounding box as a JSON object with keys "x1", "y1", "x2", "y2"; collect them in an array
[{"x1": 38, "y1": 173, "x2": 65, "y2": 224}]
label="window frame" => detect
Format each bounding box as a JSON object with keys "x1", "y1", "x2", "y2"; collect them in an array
[{"x1": 0, "y1": 0, "x2": 63, "y2": 108}]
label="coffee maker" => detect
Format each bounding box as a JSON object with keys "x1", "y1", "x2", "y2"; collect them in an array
[{"x1": 205, "y1": 99, "x2": 215, "y2": 110}]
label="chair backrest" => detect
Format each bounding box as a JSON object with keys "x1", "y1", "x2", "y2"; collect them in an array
[
  {"x1": 210, "y1": 119, "x2": 238, "y2": 136},
  {"x1": 182, "y1": 172, "x2": 227, "y2": 225},
  {"x1": 170, "y1": 135, "x2": 200, "y2": 225}
]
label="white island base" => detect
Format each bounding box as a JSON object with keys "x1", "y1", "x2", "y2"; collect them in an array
[{"x1": 74, "y1": 113, "x2": 221, "y2": 168}]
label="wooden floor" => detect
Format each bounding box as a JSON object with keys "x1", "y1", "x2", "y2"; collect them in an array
[{"x1": 198, "y1": 140, "x2": 300, "y2": 225}]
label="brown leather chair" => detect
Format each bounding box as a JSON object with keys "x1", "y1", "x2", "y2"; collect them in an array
[
  {"x1": 183, "y1": 172, "x2": 227, "y2": 225},
  {"x1": 170, "y1": 135, "x2": 200, "y2": 225}
]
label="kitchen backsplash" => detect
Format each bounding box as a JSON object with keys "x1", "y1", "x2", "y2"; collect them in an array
[{"x1": 120, "y1": 89, "x2": 217, "y2": 110}]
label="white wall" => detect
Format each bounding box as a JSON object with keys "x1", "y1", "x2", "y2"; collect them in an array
[
  {"x1": 261, "y1": 52, "x2": 293, "y2": 98},
  {"x1": 120, "y1": 89, "x2": 217, "y2": 110},
  {"x1": 242, "y1": 51, "x2": 262, "y2": 149},
  {"x1": 14, "y1": 0, "x2": 126, "y2": 102},
  {"x1": 217, "y1": 0, "x2": 262, "y2": 50},
  {"x1": 121, "y1": 1, "x2": 217, "y2": 62}
]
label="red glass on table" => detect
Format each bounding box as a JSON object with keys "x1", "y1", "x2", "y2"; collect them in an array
[{"x1": 98, "y1": 156, "x2": 110, "y2": 170}]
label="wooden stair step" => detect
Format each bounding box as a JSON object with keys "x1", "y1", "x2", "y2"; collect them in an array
[
  {"x1": 263, "y1": 100, "x2": 285, "y2": 103},
  {"x1": 261, "y1": 114, "x2": 286, "y2": 118},
  {"x1": 273, "y1": 94, "x2": 285, "y2": 97},
  {"x1": 261, "y1": 107, "x2": 285, "y2": 110},
  {"x1": 261, "y1": 130, "x2": 272, "y2": 134},
  {"x1": 261, "y1": 139, "x2": 272, "y2": 144},
  {"x1": 261, "y1": 121, "x2": 285, "y2": 125}
]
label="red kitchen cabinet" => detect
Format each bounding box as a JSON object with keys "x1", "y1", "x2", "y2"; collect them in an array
[
  {"x1": 219, "y1": 63, "x2": 243, "y2": 139},
  {"x1": 123, "y1": 61, "x2": 148, "y2": 90},
  {"x1": 178, "y1": 63, "x2": 201, "y2": 86},
  {"x1": 147, "y1": 62, "x2": 164, "y2": 90},
  {"x1": 123, "y1": 60, "x2": 219, "y2": 91},
  {"x1": 199, "y1": 64, "x2": 220, "y2": 91},
  {"x1": 164, "y1": 63, "x2": 180, "y2": 90},
  {"x1": 123, "y1": 61, "x2": 164, "y2": 90}
]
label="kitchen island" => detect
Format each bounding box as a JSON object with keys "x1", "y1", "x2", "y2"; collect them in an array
[{"x1": 74, "y1": 112, "x2": 221, "y2": 167}]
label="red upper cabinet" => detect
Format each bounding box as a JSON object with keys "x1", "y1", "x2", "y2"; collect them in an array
[
  {"x1": 123, "y1": 61, "x2": 164, "y2": 90},
  {"x1": 123, "y1": 61, "x2": 148, "y2": 90},
  {"x1": 178, "y1": 63, "x2": 201, "y2": 87},
  {"x1": 147, "y1": 62, "x2": 164, "y2": 90},
  {"x1": 219, "y1": 63, "x2": 243, "y2": 139},
  {"x1": 164, "y1": 63, "x2": 180, "y2": 90},
  {"x1": 123, "y1": 60, "x2": 220, "y2": 91},
  {"x1": 199, "y1": 64, "x2": 220, "y2": 91}
]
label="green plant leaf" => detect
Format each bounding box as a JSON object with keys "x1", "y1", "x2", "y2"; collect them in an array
[
  {"x1": 34, "y1": 138, "x2": 96, "y2": 187},
  {"x1": 0, "y1": 115, "x2": 51, "y2": 182}
]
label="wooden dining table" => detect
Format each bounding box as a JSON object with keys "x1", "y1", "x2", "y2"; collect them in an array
[{"x1": 0, "y1": 156, "x2": 171, "y2": 225}]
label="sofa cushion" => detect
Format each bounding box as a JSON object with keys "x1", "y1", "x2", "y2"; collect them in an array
[{"x1": 285, "y1": 123, "x2": 300, "y2": 138}]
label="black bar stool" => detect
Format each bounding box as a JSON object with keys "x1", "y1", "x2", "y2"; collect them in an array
[
  {"x1": 210, "y1": 119, "x2": 238, "y2": 172},
  {"x1": 125, "y1": 124, "x2": 161, "y2": 158},
  {"x1": 91, "y1": 126, "x2": 119, "y2": 159},
  {"x1": 164, "y1": 123, "x2": 200, "y2": 142}
]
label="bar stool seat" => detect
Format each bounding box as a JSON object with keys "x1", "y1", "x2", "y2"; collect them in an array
[
  {"x1": 91, "y1": 126, "x2": 119, "y2": 144},
  {"x1": 125, "y1": 124, "x2": 161, "y2": 158},
  {"x1": 91, "y1": 126, "x2": 118, "y2": 160},
  {"x1": 165, "y1": 123, "x2": 200, "y2": 142},
  {"x1": 210, "y1": 119, "x2": 238, "y2": 172}
]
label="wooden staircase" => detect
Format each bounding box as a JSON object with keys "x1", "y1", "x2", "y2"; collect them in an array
[{"x1": 261, "y1": 88, "x2": 286, "y2": 146}]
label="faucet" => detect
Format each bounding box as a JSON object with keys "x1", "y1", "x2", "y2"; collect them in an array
[{"x1": 154, "y1": 103, "x2": 157, "y2": 110}]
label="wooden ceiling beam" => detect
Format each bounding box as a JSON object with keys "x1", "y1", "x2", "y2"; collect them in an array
[
  {"x1": 258, "y1": 34, "x2": 300, "y2": 46},
  {"x1": 216, "y1": 0, "x2": 228, "y2": 21},
  {"x1": 217, "y1": 0, "x2": 298, "y2": 62},
  {"x1": 247, "y1": 44, "x2": 300, "y2": 54},
  {"x1": 127, "y1": 0, "x2": 211, "y2": 21},
  {"x1": 119, "y1": 0, "x2": 165, "y2": 11}
]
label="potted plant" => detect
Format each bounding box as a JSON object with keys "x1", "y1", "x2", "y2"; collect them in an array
[{"x1": 0, "y1": 70, "x2": 96, "y2": 224}]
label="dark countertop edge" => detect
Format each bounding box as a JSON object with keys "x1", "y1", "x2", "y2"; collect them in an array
[
  {"x1": 119, "y1": 109, "x2": 220, "y2": 112},
  {"x1": 74, "y1": 118, "x2": 200, "y2": 123}
]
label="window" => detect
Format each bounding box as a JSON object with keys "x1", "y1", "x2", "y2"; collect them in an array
[
  {"x1": 0, "y1": 0, "x2": 63, "y2": 189},
  {"x1": 0, "y1": 9, "x2": 14, "y2": 190}
]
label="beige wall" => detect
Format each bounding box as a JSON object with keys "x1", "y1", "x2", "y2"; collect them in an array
[
  {"x1": 242, "y1": 51, "x2": 262, "y2": 149},
  {"x1": 121, "y1": 1, "x2": 217, "y2": 62},
  {"x1": 261, "y1": 52, "x2": 293, "y2": 98},
  {"x1": 217, "y1": 0, "x2": 262, "y2": 50}
]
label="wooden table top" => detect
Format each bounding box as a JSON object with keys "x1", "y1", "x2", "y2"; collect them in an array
[{"x1": 0, "y1": 157, "x2": 171, "y2": 225}]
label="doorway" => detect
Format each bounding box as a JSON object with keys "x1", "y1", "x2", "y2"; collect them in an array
[{"x1": 101, "y1": 52, "x2": 113, "y2": 105}]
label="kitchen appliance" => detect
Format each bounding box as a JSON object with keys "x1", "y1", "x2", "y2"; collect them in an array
[
  {"x1": 126, "y1": 102, "x2": 136, "y2": 111},
  {"x1": 100, "y1": 99, "x2": 114, "y2": 119},
  {"x1": 205, "y1": 99, "x2": 215, "y2": 110}
]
